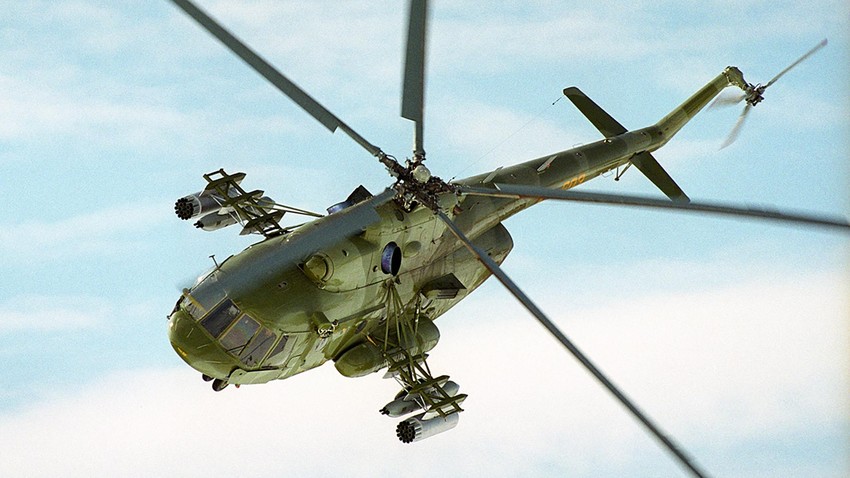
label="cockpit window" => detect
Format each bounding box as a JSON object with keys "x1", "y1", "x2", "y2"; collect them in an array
[
  {"x1": 182, "y1": 295, "x2": 204, "y2": 320},
  {"x1": 215, "y1": 314, "x2": 278, "y2": 367},
  {"x1": 220, "y1": 314, "x2": 260, "y2": 353},
  {"x1": 199, "y1": 300, "x2": 286, "y2": 369},
  {"x1": 189, "y1": 272, "x2": 226, "y2": 317},
  {"x1": 239, "y1": 327, "x2": 276, "y2": 367},
  {"x1": 264, "y1": 336, "x2": 290, "y2": 367},
  {"x1": 201, "y1": 300, "x2": 240, "y2": 338}
]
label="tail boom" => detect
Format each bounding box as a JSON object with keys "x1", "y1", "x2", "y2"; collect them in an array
[
  {"x1": 455, "y1": 67, "x2": 747, "y2": 232},
  {"x1": 651, "y1": 67, "x2": 747, "y2": 149}
]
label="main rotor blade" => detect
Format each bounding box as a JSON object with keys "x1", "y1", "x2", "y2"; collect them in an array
[
  {"x1": 766, "y1": 39, "x2": 828, "y2": 87},
  {"x1": 401, "y1": 0, "x2": 429, "y2": 157},
  {"x1": 434, "y1": 209, "x2": 710, "y2": 478},
  {"x1": 456, "y1": 184, "x2": 850, "y2": 233},
  {"x1": 720, "y1": 103, "x2": 751, "y2": 149},
  {"x1": 168, "y1": 0, "x2": 384, "y2": 159}
]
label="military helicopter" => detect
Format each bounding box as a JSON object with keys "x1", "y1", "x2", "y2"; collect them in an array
[{"x1": 165, "y1": 1, "x2": 845, "y2": 476}]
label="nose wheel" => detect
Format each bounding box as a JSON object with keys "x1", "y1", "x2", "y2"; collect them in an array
[{"x1": 201, "y1": 373, "x2": 230, "y2": 391}]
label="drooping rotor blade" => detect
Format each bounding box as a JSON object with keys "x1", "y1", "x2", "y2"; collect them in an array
[
  {"x1": 456, "y1": 183, "x2": 850, "y2": 233},
  {"x1": 168, "y1": 0, "x2": 384, "y2": 159},
  {"x1": 401, "y1": 0, "x2": 429, "y2": 158},
  {"x1": 434, "y1": 209, "x2": 710, "y2": 478},
  {"x1": 720, "y1": 103, "x2": 752, "y2": 149},
  {"x1": 766, "y1": 39, "x2": 828, "y2": 88}
]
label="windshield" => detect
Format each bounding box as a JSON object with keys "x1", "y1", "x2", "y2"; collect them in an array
[
  {"x1": 239, "y1": 327, "x2": 276, "y2": 367},
  {"x1": 195, "y1": 298, "x2": 284, "y2": 368},
  {"x1": 200, "y1": 300, "x2": 240, "y2": 338},
  {"x1": 188, "y1": 275, "x2": 227, "y2": 319},
  {"x1": 220, "y1": 314, "x2": 259, "y2": 353},
  {"x1": 202, "y1": 305, "x2": 280, "y2": 367}
]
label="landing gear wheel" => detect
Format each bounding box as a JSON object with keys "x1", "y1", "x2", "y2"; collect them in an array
[
  {"x1": 202, "y1": 374, "x2": 213, "y2": 382},
  {"x1": 212, "y1": 378, "x2": 229, "y2": 392}
]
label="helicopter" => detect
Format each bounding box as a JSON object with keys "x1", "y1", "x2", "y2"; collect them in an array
[{"x1": 164, "y1": 1, "x2": 846, "y2": 476}]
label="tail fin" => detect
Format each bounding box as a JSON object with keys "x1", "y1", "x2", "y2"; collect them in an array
[{"x1": 563, "y1": 87, "x2": 690, "y2": 203}]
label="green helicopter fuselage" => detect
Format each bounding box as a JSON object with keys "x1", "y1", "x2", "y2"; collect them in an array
[{"x1": 168, "y1": 68, "x2": 740, "y2": 385}]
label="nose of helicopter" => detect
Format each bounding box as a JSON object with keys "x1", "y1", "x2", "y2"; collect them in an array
[{"x1": 168, "y1": 309, "x2": 233, "y2": 379}]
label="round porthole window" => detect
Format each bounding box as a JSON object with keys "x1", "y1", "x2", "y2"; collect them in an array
[{"x1": 381, "y1": 242, "x2": 402, "y2": 276}]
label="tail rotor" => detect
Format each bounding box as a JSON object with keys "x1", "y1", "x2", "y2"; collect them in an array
[{"x1": 711, "y1": 39, "x2": 827, "y2": 148}]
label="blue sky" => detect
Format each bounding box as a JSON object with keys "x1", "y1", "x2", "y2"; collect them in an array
[{"x1": 0, "y1": 1, "x2": 847, "y2": 476}]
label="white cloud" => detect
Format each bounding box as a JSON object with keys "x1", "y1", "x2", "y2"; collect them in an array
[
  {"x1": 0, "y1": 2, "x2": 846, "y2": 476},
  {"x1": 0, "y1": 269, "x2": 846, "y2": 477},
  {"x1": 436, "y1": 99, "x2": 587, "y2": 176},
  {"x1": 431, "y1": 8, "x2": 660, "y2": 75},
  {"x1": 0, "y1": 72, "x2": 312, "y2": 159},
  {"x1": 0, "y1": 74, "x2": 185, "y2": 145},
  {"x1": 0, "y1": 203, "x2": 168, "y2": 262},
  {"x1": 189, "y1": 0, "x2": 405, "y2": 97},
  {"x1": 0, "y1": 295, "x2": 109, "y2": 332}
]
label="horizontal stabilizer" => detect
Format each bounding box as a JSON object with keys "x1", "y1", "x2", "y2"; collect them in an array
[
  {"x1": 563, "y1": 87, "x2": 689, "y2": 203},
  {"x1": 631, "y1": 152, "x2": 690, "y2": 203},
  {"x1": 563, "y1": 87, "x2": 627, "y2": 137}
]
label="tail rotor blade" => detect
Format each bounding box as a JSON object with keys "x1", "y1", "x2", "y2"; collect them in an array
[
  {"x1": 401, "y1": 0, "x2": 429, "y2": 158},
  {"x1": 720, "y1": 103, "x2": 752, "y2": 149},
  {"x1": 765, "y1": 39, "x2": 828, "y2": 88},
  {"x1": 434, "y1": 209, "x2": 711, "y2": 478},
  {"x1": 709, "y1": 91, "x2": 745, "y2": 109},
  {"x1": 167, "y1": 0, "x2": 385, "y2": 160},
  {"x1": 713, "y1": 40, "x2": 826, "y2": 148}
]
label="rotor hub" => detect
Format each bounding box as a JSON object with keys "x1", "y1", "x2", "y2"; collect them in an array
[
  {"x1": 744, "y1": 83, "x2": 766, "y2": 107},
  {"x1": 411, "y1": 164, "x2": 432, "y2": 183},
  {"x1": 393, "y1": 165, "x2": 455, "y2": 212}
]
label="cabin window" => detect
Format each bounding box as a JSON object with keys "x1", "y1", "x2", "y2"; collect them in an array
[
  {"x1": 201, "y1": 300, "x2": 240, "y2": 338},
  {"x1": 220, "y1": 314, "x2": 260, "y2": 353},
  {"x1": 264, "y1": 336, "x2": 290, "y2": 366},
  {"x1": 240, "y1": 327, "x2": 276, "y2": 367}
]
